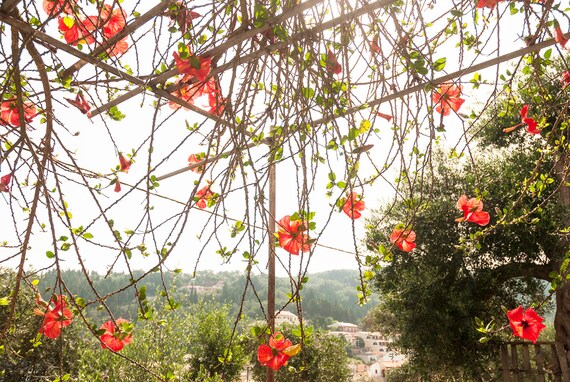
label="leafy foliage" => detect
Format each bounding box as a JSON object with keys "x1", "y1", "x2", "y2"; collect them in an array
[
  {"x1": 248, "y1": 326, "x2": 352, "y2": 382},
  {"x1": 2, "y1": 0, "x2": 570, "y2": 378},
  {"x1": 76, "y1": 301, "x2": 247, "y2": 382},
  {"x1": 365, "y1": 144, "x2": 563, "y2": 377},
  {"x1": 0, "y1": 268, "x2": 82, "y2": 381},
  {"x1": 40, "y1": 269, "x2": 376, "y2": 325}
]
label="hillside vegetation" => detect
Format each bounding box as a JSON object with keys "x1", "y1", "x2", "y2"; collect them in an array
[{"x1": 39, "y1": 269, "x2": 377, "y2": 327}]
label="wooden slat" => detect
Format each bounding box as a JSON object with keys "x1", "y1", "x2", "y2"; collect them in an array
[
  {"x1": 534, "y1": 343, "x2": 546, "y2": 382},
  {"x1": 499, "y1": 341, "x2": 570, "y2": 381},
  {"x1": 522, "y1": 344, "x2": 531, "y2": 373},
  {"x1": 502, "y1": 344, "x2": 511, "y2": 382},
  {"x1": 551, "y1": 343, "x2": 562, "y2": 382},
  {"x1": 511, "y1": 344, "x2": 520, "y2": 382},
  {"x1": 555, "y1": 342, "x2": 570, "y2": 382}
]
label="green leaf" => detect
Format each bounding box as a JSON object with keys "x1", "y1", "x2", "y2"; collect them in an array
[
  {"x1": 544, "y1": 48, "x2": 552, "y2": 60},
  {"x1": 189, "y1": 55, "x2": 201, "y2": 69},
  {"x1": 251, "y1": 325, "x2": 263, "y2": 338},
  {"x1": 348, "y1": 127, "x2": 360, "y2": 141},
  {"x1": 433, "y1": 57, "x2": 446, "y2": 72},
  {"x1": 108, "y1": 106, "x2": 126, "y2": 121},
  {"x1": 302, "y1": 87, "x2": 315, "y2": 99},
  {"x1": 359, "y1": 119, "x2": 371, "y2": 133},
  {"x1": 46, "y1": 251, "x2": 55, "y2": 259},
  {"x1": 76, "y1": 297, "x2": 86, "y2": 308}
]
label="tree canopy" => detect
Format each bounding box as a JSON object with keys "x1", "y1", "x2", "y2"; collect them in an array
[{"x1": 364, "y1": 63, "x2": 570, "y2": 377}]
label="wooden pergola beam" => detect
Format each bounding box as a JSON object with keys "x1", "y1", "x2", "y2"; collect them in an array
[
  {"x1": 0, "y1": 11, "x2": 229, "y2": 126},
  {"x1": 311, "y1": 31, "x2": 570, "y2": 126},
  {"x1": 60, "y1": 0, "x2": 179, "y2": 79}
]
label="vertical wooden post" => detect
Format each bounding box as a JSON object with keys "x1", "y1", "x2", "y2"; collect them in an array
[
  {"x1": 521, "y1": 344, "x2": 530, "y2": 375},
  {"x1": 535, "y1": 344, "x2": 545, "y2": 382},
  {"x1": 551, "y1": 343, "x2": 562, "y2": 382},
  {"x1": 501, "y1": 344, "x2": 511, "y2": 382},
  {"x1": 267, "y1": 160, "x2": 276, "y2": 382},
  {"x1": 555, "y1": 342, "x2": 570, "y2": 382},
  {"x1": 511, "y1": 343, "x2": 519, "y2": 382}
]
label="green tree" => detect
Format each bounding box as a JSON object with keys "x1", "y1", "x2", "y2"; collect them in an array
[
  {"x1": 366, "y1": 144, "x2": 562, "y2": 379},
  {"x1": 363, "y1": 56, "x2": 570, "y2": 378},
  {"x1": 363, "y1": 75, "x2": 570, "y2": 378},
  {"x1": 76, "y1": 301, "x2": 247, "y2": 382}
]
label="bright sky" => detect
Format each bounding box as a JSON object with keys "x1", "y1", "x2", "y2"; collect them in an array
[{"x1": 1, "y1": 0, "x2": 558, "y2": 282}]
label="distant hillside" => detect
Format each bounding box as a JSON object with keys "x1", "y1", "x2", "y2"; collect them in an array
[{"x1": 40, "y1": 269, "x2": 377, "y2": 327}]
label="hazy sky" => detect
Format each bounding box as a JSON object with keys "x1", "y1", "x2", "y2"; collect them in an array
[{"x1": 1, "y1": 0, "x2": 537, "y2": 281}]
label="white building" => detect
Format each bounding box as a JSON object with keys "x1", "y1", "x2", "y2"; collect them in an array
[
  {"x1": 328, "y1": 321, "x2": 359, "y2": 333},
  {"x1": 274, "y1": 310, "x2": 300, "y2": 327},
  {"x1": 357, "y1": 331, "x2": 391, "y2": 353},
  {"x1": 327, "y1": 321, "x2": 406, "y2": 369},
  {"x1": 348, "y1": 362, "x2": 370, "y2": 381},
  {"x1": 368, "y1": 362, "x2": 384, "y2": 379},
  {"x1": 368, "y1": 354, "x2": 407, "y2": 381}
]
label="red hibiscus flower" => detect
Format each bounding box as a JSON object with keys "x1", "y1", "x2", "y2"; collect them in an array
[
  {"x1": 34, "y1": 295, "x2": 73, "y2": 339},
  {"x1": 455, "y1": 194, "x2": 490, "y2": 226},
  {"x1": 554, "y1": 20, "x2": 569, "y2": 51},
  {"x1": 370, "y1": 35, "x2": 381, "y2": 54},
  {"x1": 107, "y1": 37, "x2": 129, "y2": 57},
  {"x1": 77, "y1": 16, "x2": 99, "y2": 45},
  {"x1": 170, "y1": 77, "x2": 224, "y2": 114},
  {"x1": 342, "y1": 192, "x2": 365, "y2": 219},
  {"x1": 326, "y1": 49, "x2": 342, "y2": 75},
  {"x1": 43, "y1": 0, "x2": 75, "y2": 15},
  {"x1": 503, "y1": 105, "x2": 539, "y2": 135},
  {"x1": 390, "y1": 225, "x2": 416, "y2": 252},
  {"x1": 101, "y1": 5, "x2": 127, "y2": 39},
  {"x1": 563, "y1": 71, "x2": 570, "y2": 90},
  {"x1": 277, "y1": 215, "x2": 312, "y2": 255},
  {"x1": 58, "y1": 17, "x2": 82, "y2": 45},
  {"x1": 173, "y1": 49, "x2": 212, "y2": 82},
  {"x1": 169, "y1": 80, "x2": 204, "y2": 110},
  {"x1": 432, "y1": 82, "x2": 465, "y2": 116},
  {"x1": 118, "y1": 154, "x2": 131, "y2": 173},
  {"x1": 0, "y1": 100, "x2": 37, "y2": 127},
  {"x1": 507, "y1": 306, "x2": 546, "y2": 344},
  {"x1": 476, "y1": 0, "x2": 502, "y2": 9},
  {"x1": 195, "y1": 184, "x2": 216, "y2": 209},
  {"x1": 100, "y1": 318, "x2": 133, "y2": 352},
  {"x1": 114, "y1": 179, "x2": 121, "y2": 192},
  {"x1": 65, "y1": 92, "x2": 91, "y2": 114},
  {"x1": 520, "y1": 105, "x2": 539, "y2": 134},
  {"x1": 377, "y1": 112, "x2": 393, "y2": 122},
  {"x1": 257, "y1": 332, "x2": 300, "y2": 371},
  {"x1": 208, "y1": 91, "x2": 226, "y2": 116},
  {"x1": 188, "y1": 153, "x2": 205, "y2": 173},
  {"x1": 0, "y1": 173, "x2": 12, "y2": 193}
]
